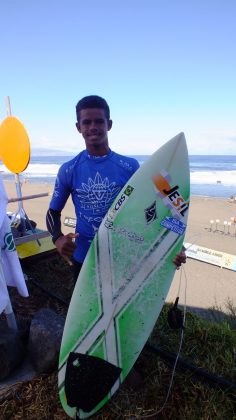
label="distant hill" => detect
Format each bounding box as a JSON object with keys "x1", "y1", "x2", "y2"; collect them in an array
[{"x1": 31, "y1": 148, "x2": 74, "y2": 156}]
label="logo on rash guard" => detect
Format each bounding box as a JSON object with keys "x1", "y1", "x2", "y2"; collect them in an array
[{"x1": 76, "y1": 172, "x2": 121, "y2": 214}]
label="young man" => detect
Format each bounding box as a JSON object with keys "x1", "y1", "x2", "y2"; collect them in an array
[{"x1": 46, "y1": 95, "x2": 185, "y2": 282}]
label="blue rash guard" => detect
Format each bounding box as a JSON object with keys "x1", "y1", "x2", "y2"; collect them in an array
[{"x1": 49, "y1": 149, "x2": 139, "y2": 263}]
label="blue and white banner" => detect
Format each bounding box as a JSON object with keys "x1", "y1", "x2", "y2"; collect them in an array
[{"x1": 185, "y1": 242, "x2": 236, "y2": 271}]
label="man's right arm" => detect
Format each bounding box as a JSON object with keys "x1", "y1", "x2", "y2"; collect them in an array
[
  {"x1": 46, "y1": 208, "x2": 78, "y2": 265},
  {"x1": 46, "y1": 208, "x2": 64, "y2": 244}
]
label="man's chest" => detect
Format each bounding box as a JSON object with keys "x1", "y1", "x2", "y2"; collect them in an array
[{"x1": 71, "y1": 167, "x2": 124, "y2": 214}]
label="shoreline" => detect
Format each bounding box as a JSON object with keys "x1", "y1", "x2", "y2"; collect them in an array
[
  {"x1": 2, "y1": 178, "x2": 232, "y2": 200},
  {"x1": 3, "y1": 179, "x2": 236, "y2": 314}
]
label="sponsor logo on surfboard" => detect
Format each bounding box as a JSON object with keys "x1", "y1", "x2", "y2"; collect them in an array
[
  {"x1": 107, "y1": 185, "x2": 134, "y2": 221},
  {"x1": 123, "y1": 185, "x2": 134, "y2": 196},
  {"x1": 104, "y1": 184, "x2": 143, "y2": 242},
  {"x1": 152, "y1": 170, "x2": 189, "y2": 219},
  {"x1": 104, "y1": 220, "x2": 144, "y2": 243},
  {"x1": 160, "y1": 216, "x2": 186, "y2": 235},
  {"x1": 145, "y1": 201, "x2": 157, "y2": 224}
]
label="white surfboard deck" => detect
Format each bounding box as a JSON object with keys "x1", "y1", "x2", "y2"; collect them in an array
[{"x1": 58, "y1": 132, "x2": 190, "y2": 418}]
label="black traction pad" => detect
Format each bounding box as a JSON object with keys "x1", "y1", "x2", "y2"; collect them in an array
[{"x1": 65, "y1": 352, "x2": 122, "y2": 412}]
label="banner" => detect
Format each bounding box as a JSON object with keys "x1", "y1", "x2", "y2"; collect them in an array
[{"x1": 184, "y1": 242, "x2": 236, "y2": 271}]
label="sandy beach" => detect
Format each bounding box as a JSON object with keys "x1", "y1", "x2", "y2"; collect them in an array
[
  {"x1": 3, "y1": 179, "x2": 236, "y2": 314},
  {"x1": 168, "y1": 195, "x2": 236, "y2": 314}
]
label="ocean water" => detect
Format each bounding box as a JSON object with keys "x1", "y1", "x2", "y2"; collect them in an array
[{"x1": 1, "y1": 154, "x2": 236, "y2": 198}]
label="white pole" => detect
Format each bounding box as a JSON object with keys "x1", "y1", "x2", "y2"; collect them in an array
[
  {"x1": 4, "y1": 301, "x2": 18, "y2": 330},
  {"x1": 6, "y1": 96, "x2": 11, "y2": 117},
  {"x1": 6, "y1": 96, "x2": 27, "y2": 234},
  {"x1": 209, "y1": 219, "x2": 214, "y2": 232}
]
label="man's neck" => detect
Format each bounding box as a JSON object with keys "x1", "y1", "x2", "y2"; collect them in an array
[{"x1": 86, "y1": 145, "x2": 110, "y2": 157}]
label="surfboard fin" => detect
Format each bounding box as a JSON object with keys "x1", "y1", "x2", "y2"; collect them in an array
[{"x1": 65, "y1": 352, "x2": 122, "y2": 412}]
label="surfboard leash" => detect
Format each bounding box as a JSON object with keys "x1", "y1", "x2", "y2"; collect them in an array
[{"x1": 140, "y1": 265, "x2": 188, "y2": 418}]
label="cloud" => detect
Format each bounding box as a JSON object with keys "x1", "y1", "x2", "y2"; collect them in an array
[
  {"x1": 227, "y1": 136, "x2": 236, "y2": 142},
  {"x1": 188, "y1": 129, "x2": 236, "y2": 155}
]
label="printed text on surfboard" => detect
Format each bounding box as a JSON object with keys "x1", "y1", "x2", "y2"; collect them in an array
[{"x1": 152, "y1": 170, "x2": 189, "y2": 219}]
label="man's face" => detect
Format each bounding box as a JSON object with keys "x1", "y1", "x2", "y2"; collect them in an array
[{"x1": 76, "y1": 108, "x2": 112, "y2": 152}]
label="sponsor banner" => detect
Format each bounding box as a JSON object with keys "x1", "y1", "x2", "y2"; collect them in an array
[
  {"x1": 184, "y1": 242, "x2": 236, "y2": 271},
  {"x1": 161, "y1": 216, "x2": 186, "y2": 235}
]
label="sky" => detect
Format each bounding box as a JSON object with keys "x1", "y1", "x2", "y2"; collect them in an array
[{"x1": 0, "y1": 0, "x2": 235, "y2": 155}]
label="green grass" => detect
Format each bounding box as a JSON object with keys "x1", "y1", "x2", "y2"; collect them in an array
[
  {"x1": 209, "y1": 298, "x2": 236, "y2": 330},
  {"x1": 0, "y1": 304, "x2": 235, "y2": 419},
  {"x1": 150, "y1": 305, "x2": 236, "y2": 381}
]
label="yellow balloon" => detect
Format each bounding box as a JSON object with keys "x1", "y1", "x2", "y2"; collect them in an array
[{"x1": 0, "y1": 116, "x2": 30, "y2": 174}]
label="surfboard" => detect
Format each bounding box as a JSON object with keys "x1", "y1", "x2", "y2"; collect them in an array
[{"x1": 58, "y1": 132, "x2": 190, "y2": 418}]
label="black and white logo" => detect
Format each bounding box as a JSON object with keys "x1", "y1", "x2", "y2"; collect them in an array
[{"x1": 145, "y1": 201, "x2": 157, "y2": 224}]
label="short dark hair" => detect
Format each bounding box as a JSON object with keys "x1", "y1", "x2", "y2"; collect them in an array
[{"x1": 76, "y1": 95, "x2": 110, "y2": 122}]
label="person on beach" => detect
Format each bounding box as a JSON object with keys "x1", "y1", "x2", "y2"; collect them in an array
[{"x1": 46, "y1": 95, "x2": 186, "y2": 283}]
